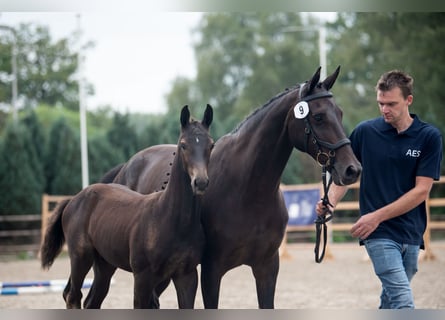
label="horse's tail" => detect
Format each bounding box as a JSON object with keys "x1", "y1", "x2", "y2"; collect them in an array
[
  {"x1": 40, "y1": 199, "x2": 69, "y2": 270},
  {"x1": 99, "y1": 163, "x2": 125, "y2": 183}
]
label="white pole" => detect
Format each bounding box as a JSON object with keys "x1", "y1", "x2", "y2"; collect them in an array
[
  {"x1": 318, "y1": 26, "x2": 327, "y2": 80},
  {"x1": 11, "y1": 34, "x2": 17, "y2": 121},
  {"x1": 77, "y1": 14, "x2": 89, "y2": 189},
  {"x1": 0, "y1": 25, "x2": 18, "y2": 122}
]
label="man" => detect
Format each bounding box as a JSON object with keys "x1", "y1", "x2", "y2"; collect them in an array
[{"x1": 316, "y1": 70, "x2": 443, "y2": 309}]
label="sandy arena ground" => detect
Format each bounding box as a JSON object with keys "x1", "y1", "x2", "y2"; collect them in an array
[{"x1": 1, "y1": 242, "x2": 444, "y2": 309}]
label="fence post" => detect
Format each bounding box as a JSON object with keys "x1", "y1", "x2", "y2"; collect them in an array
[
  {"x1": 38, "y1": 194, "x2": 49, "y2": 257},
  {"x1": 279, "y1": 231, "x2": 292, "y2": 260}
]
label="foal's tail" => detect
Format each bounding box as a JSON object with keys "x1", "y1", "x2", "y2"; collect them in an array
[{"x1": 40, "y1": 199, "x2": 69, "y2": 270}]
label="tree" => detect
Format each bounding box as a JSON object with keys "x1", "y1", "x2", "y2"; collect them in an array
[
  {"x1": 106, "y1": 112, "x2": 139, "y2": 160},
  {"x1": 44, "y1": 117, "x2": 81, "y2": 195},
  {"x1": 0, "y1": 122, "x2": 42, "y2": 214},
  {"x1": 137, "y1": 114, "x2": 174, "y2": 149},
  {"x1": 88, "y1": 135, "x2": 125, "y2": 183},
  {"x1": 329, "y1": 13, "x2": 445, "y2": 131},
  {"x1": 0, "y1": 23, "x2": 94, "y2": 111},
  {"x1": 21, "y1": 109, "x2": 46, "y2": 186},
  {"x1": 189, "y1": 13, "x2": 318, "y2": 124},
  {"x1": 165, "y1": 77, "x2": 228, "y2": 140}
]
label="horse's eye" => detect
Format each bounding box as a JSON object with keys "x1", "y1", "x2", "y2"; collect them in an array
[
  {"x1": 180, "y1": 143, "x2": 187, "y2": 150},
  {"x1": 313, "y1": 114, "x2": 323, "y2": 122},
  {"x1": 210, "y1": 142, "x2": 215, "y2": 150}
]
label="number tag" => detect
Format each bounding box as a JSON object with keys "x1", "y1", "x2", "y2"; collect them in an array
[{"x1": 293, "y1": 101, "x2": 309, "y2": 119}]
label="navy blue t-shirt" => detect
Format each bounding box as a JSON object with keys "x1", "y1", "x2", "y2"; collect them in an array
[{"x1": 350, "y1": 114, "x2": 443, "y2": 247}]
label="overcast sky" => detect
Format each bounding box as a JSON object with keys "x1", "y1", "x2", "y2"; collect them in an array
[
  {"x1": 0, "y1": 11, "x2": 202, "y2": 114},
  {"x1": 0, "y1": 12, "x2": 336, "y2": 115}
]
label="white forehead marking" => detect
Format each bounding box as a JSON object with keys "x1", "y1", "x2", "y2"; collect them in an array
[
  {"x1": 293, "y1": 101, "x2": 309, "y2": 119},
  {"x1": 196, "y1": 137, "x2": 200, "y2": 143}
]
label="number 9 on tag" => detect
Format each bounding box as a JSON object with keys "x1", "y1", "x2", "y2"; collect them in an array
[{"x1": 293, "y1": 101, "x2": 309, "y2": 119}]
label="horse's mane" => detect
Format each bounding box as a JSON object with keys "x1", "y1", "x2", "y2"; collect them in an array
[{"x1": 230, "y1": 84, "x2": 300, "y2": 134}]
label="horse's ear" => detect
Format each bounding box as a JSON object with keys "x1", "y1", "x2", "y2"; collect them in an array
[
  {"x1": 202, "y1": 104, "x2": 213, "y2": 128},
  {"x1": 322, "y1": 65, "x2": 341, "y2": 90},
  {"x1": 180, "y1": 105, "x2": 190, "y2": 128},
  {"x1": 308, "y1": 66, "x2": 322, "y2": 93}
]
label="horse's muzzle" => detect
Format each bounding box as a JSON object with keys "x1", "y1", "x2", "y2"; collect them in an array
[
  {"x1": 192, "y1": 177, "x2": 210, "y2": 195},
  {"x1": 332, "y1": 163, "x2": 362, "y2": 186}
]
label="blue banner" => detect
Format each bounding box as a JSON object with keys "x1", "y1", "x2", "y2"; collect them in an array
[{"x1": 282, "y1": 188, "x2": 320, "y2": 226}]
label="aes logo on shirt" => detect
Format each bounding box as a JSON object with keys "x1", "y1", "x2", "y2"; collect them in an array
[{"x1": 406, "y1": 149, "x2": 421, "y2": 157}]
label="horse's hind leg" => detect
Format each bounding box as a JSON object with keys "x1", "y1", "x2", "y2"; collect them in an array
[
  {"x1": 83, "y1": 254, "x2": 116, "y2": 309},
  {"x1": 65, "y1": 252, "x2": 94, "y2": 309},
  {"x1": 63, "y1": 278, "x2": 71, "y2": 303}
]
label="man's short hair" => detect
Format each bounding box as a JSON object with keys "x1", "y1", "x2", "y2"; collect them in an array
[{"x1": 375, "y1": 70, "x2": 413, "y2": 99}]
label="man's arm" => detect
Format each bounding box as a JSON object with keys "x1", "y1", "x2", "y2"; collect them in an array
[
  {"x1": 315, "y1": 183, "x2": 349, "y2": 215},
  {"x1": 350, "y1": 176, "x2": 434, "y2": 239}
]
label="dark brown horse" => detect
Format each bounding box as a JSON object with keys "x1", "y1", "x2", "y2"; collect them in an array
[
  {"x1": 40, "y1": 105, "x2": 214, "y2": 308},
  {"x1": 109, "y1": 67, "x2": 362, "y2": 308}
]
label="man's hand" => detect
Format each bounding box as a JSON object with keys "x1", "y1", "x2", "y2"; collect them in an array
[
  {"x1": 315, "y1": 199, "x2": 333, "y2": 216},
  {"x1": 350, "y1": 212, "x2": 380, "y2": 239}
]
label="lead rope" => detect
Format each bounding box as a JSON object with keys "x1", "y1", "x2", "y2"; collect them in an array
[{"x1": 314, "y1": 165, "x2": 333, "y2": 263}]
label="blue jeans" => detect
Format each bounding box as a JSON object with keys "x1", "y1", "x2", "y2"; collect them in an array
[{"x1": 363, "y1": 238, "x2": 419, "y2": 309}]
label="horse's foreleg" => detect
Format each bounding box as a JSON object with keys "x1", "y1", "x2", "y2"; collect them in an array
[
  {"x1": 83, "y1": 255, "x2": 117, "y2": 309},
  {"x1": 148, "y1": 279, "x2": 171, "y2": 308},
  {"x1": 172, "y1": 269, "x2": 198, "y2": 309},
  {"x1": 200, "y1": 260, "x2": 223, "y2": 309},
  {"x1": 147, "y1": 290, "x2": 160, "y2": 309},
  {"x1": 133, "y1": 271, "x2": 155, "y2": 309},
  {"x1": 251, "y1": 252, "x2": 279, "y2": 309}
]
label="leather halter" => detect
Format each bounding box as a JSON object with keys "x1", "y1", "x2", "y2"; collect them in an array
[
  {"x1": 298, "y1": 83, "x2": 351, "y2": 167},
  {"x1": 298, "y1": 83, "x2": 350, "y2": 263}
]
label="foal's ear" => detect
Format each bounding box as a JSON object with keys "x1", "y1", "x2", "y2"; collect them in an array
[
  {"x1": 202, "y1": 104, "x2": 213, "y2": 128},
  {"x1": 180, "y1": 105, "x2": 190, "y2": 128},
  {"x1": 308, "y1": 66, "x2": 322, "y2": 93},
  {"x1": 322, "y1": 65, "x2": 341, "y2": 90}
]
